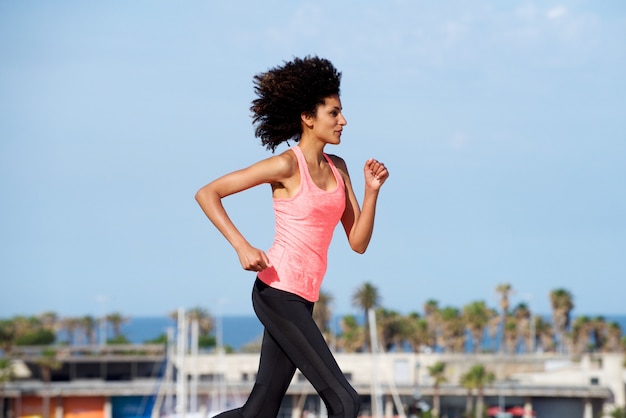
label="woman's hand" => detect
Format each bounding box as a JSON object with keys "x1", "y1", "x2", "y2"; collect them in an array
[
  {"x1": 237, "y1": 244, "x2": 272, "y2": 272},
  {"x1": 364, "y1": 158, "x2": 389, "y2": 190}
]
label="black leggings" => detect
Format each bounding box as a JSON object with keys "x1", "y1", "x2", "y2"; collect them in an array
[{"x1": 215, "y1": 279, "x2": 360, "y2": 418}]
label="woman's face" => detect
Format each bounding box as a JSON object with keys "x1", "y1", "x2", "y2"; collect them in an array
[{"x1": 310, "y1": 94, "x2": 347, "y2": 145}]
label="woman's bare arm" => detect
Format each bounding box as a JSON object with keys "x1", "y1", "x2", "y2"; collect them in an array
[
  {"x1": 333, "y1": 156, "x2": 389, "y2": 254},
  {"x1": 195, "y1": 153, "x2": 295, "y2": 271}
]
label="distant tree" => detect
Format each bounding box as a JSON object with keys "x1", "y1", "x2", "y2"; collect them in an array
[
  {"x1": 198, "y1": 334, "x2": 217, "y2": 349},
  {"x1": 463, "y1": 301, "x2": 493, "y2": 353},
  {"x1": 186, "y1": 307, "x2": 214, "y2": 336},
  {"x1": 495, "y1": 283, "x2": 513, "y2": 354},
  {"x1": 81, "y1": 315, "x2": 98, "y2": 345},
  {"x1": 376, "y1": 308, "x2": 411, "y2": 351},
  {"x1": 2, "y1": 316, "x2": 56, "y2": 348},
  {"x1": 460, "y1": 369, "x2": 475, "y2": 417},
  {"x1": 423, "y1": 299, "x2": 440, "y2": 350},
  {"x1": 427, "y1": 361, "x2": 447, "y2": 418},
  {"x1": 36, "y1": 348, "x2": 61, "y2": 418},
  {"x1": 352, "y1": 282, "x2": 381, "y2": 351},
  {"x1": 107, "y1": 335, "x2": 131, "y2": 345},
  {"x1": 608, "y1": 406, "x2": 626, "y2": 418},
  {"x1": 534, "y1": 316, "x2": 555, "y2": 352},
  {"x1": 240, "y1": 335, "x2": 263, "y2": 353},
  {"x1": 590, "y1": 316, "x2": 608, "y2": 352},
  {"x1": 571, "y1": 316, "x2": 593, "y2": 356},
  {"x1": 461, "y1": 364, "x2": 495, "y2": 418},
  {"x1": 12, "y1": 316, "x2": 41, "y2": 337},
  {"x1": 405, "y1": 312, "x2": 429, "y2": 353},
  {"x1": 337, "y1": 315, "x2": 365, "y2": 353},
  {"x1": 0, "y1": 358, "x2": 15, "y2": 418},
  {"x1": 15, "y1": 329, "x2": 55, "y2": 346},
  {"x1": 438, "y1": 307, "x2": 464, "y2": 353},
  {"x1": 106, "y1": 312, "x2": 128, "y2": 339},
  {"x1": 503, "y1": 315, "x2": 519, "y2": 354},
  {"x1": 0, "y1": 320, "x2": 16, "y2": 354},
  {"x1": 512, "y1": 303, "x2": 531, "y2": 353},
  {"x1": 145, "y1": 333, "x2": 168, "y2": 345},
  {"x1": 604, "y1": 321, "x2": 623, "y2": 352},
  {"x1": 38, "y1": 312, "x2": 60, "y2": 332},
  {"x1": 313, "y1": 289, "x2": 334, "y2": 341},
  {"x1": 169, "y1": 307, "x2": 216, "y2": 349},
  {"x1": 61, "y1": 317, "x2": 82, "y2": 345},
  {"x1": 486, "y1": 308, "x2": 501, "y2": 352},
  {"x1": 550, "y1": 288, "x2": 574, "y2": 353}
]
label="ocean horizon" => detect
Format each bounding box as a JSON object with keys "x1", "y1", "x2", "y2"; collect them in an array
[{"x1": 108, "y1": 313, "x2": 626, "y2": 352}]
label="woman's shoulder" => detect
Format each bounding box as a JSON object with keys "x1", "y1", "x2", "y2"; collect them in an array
[
  {"x1": 264, "y1": 148, "x2": 298, "y2": 179},
  {"x1": 325, "y1": 153, "x2": 348, "y2": 172}
]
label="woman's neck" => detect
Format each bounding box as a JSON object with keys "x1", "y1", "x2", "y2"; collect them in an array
[{"x1": 298, "y1": 136, "x2": 327, "y2": 164}]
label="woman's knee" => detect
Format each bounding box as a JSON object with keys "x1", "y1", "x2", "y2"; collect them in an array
[
  {"x1": 321, "y1": 386, "x2": 360, "y2": 418},
  {"x1": 347, "y1": 387, "x2": 361, "y2": 417}
]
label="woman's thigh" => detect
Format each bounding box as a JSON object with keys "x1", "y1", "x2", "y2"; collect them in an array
[{"x1": 252, "y1": 280, "x2": 356, "y2": 405}]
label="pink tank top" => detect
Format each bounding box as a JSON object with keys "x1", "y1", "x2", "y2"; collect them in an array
[{"x1": 257, "y1": 146, "x2": 346, "y2": 301}]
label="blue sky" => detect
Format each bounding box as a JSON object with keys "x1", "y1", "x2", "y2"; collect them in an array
[{"x1": 1, "y1": 1, "x2": 624, "y2": 320}]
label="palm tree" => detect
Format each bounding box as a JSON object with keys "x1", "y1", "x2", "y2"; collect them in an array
[
  {"x1": 503, "y1": 316, "x2": 519, "y2": 354},
  {"x1": 12, "y1": 316, "x2": 40, "y2": 337},
  {"x1": 38, "y1": 312, "x2": 60, "y2": 333},
  {"x1": 376, "y1": 308, "x2": 411, "y2": 352},
  {"x1": 106, "y1": 312, "x2": 128, "y2": 339},
  {"x1": 550, "y1": 288, "x2": 574, "y2": 353},
  {"x1": 81, "y1": 315, "x2": 98, "y2": 345},
  {"x1": 0, "y1": 358, "x2": 15, "y2": 418},
  {"x1": 405, "y1": 312, "x2": 429, "y2": 353},
  {"x1": 571, "y1": 316, "x2": 592, "y2": 356},
  {"x1": 62, "y1": 317, "x2": 82, "y2": 345},
  {"x1": 36, "y1": 348, "x2": 61, "y2": 418},
  {"x1": 169, "y1": 307, "x2": 216, "y2": 349},
  {"x1": 423, "y1": 299, "x2": 440, "y2": 351},
  {"x1": 463, "y1": 301, "x2": 493, "y2": 353},
  {"x1": 352, "y1": 282, "x2": 381, "y2": 351},
  {"x1": 608, "y1": 406, "x2": 626, "y2": 418},
  {"x1": 11, "y1": 316, "x2": 55, "y2": 346},
  {"x1": 427, "y1": 361, "x2": 447, "y2": 418},
  {"x1": 604, "y1": 322, "x2": 623, "y2": 352},
  {"x1": 512, "y1": 303, "x2": 531, "y2": 353},
  {"x1": 375, "y1": 308, "x2": 394, "y2": 351},
  {"x1": 0, "y1": 320, "x2": 16, "y2": 355},
  {"x1": 486, "y1": 308, "x2": 501, "y2": 352},
  {"x1": 495, "y1": 283, "x2": 512, "y2": 354},
  {"x1": 438, "y1": 307, "x2": 465, "y2": 353},
  {"x1": 337, "y1": 315, "x2": 365, "y2": 353},
  {"x1": 534, "y1": 316, "x2": 555, "y2": 352},
  {"x1": 186, "y1": 307, "x2": 214, "y2": 336},
  {"x1": 461, "y1": 364, "x2": 495, "y2": 418},
  {"x1": 460, "y1": 369, "x2": 475, "y2": 417},
  {"x1": 313, "y1": 289, "x2": 334, "y2": 341},
  {"x1": 590, "y1": 316, "x2": 608, "y2": 352}
]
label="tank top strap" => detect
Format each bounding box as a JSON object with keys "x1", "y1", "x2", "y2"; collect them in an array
[
  {"x1": 291, "y1": 146, "x2": 313, "y2": 191},
  {"x1": 323, "y1": 153, "x2": 345, "y2": 191}
]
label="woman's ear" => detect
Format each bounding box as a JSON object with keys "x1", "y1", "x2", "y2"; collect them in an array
[{"x1": 301, "y1": 112, "x2": 314, "y2": 129}]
